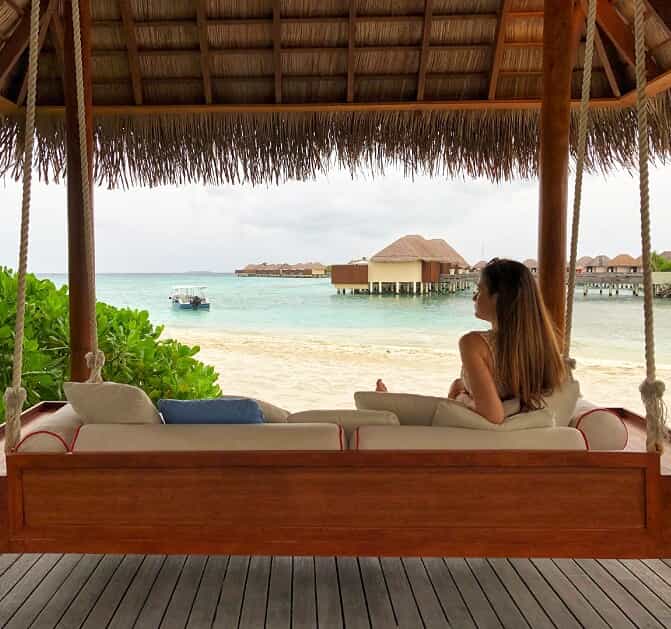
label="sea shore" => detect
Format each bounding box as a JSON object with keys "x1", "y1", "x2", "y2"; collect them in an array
[{"x1": 164, "y1": 327, "x2": 670, "y2": 416}]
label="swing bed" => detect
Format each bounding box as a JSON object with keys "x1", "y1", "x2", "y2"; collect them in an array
[{"x1": 1, "y1": 0, "x2": 669, "y2": 558}]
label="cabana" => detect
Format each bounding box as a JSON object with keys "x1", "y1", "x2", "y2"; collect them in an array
[{"x1": 1, "y1": 0, "x2": 670, "y2": 558}]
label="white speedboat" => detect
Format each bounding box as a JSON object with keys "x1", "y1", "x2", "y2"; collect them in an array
[{"x1": 169, "y1": 286, "x2": 211, "y2": 310}]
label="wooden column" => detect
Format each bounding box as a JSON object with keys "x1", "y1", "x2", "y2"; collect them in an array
[
  {"x1": 538, "y1": 0, "x2": 573, "y2": 341},
  {"x1": 63, "y1": 0, "x2": 95, "y2": 381}
]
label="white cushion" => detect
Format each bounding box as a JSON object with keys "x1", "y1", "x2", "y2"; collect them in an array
[
  {"x1": 14, "y1": 403, "x2": 84, "y2": 453},
  {"x1": 432, "y1": 400, "x2": 554, "y2": 431},
  {"x1": 571, "y1": 399, "x2": 628, "y2": 450},
  {"x1": 221, "y1": 395, "x2": 289, "y2": 422},
  {"x1": 353, "y1": 425, "x2": 587, "y2": 451},
  {"x1": 64, "y1": 381, "x2": 162, "y2": 424},
  {"x1": 288, "y1": 409, "x2": 399, "y2": 440},
  {"x1": 543, "y1": 380, "x2": 581, "y2": 426},
  {"x1": 71, "y1": 422, "x2": 344, "y2": 452},
  {"x1": 355, "y1": 391, "x2": 520, "y2": 425}
]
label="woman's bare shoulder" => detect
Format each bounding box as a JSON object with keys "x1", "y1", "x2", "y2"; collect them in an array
[{"x1": 459, "y1": 330, "x2": 490, "y2": 351}]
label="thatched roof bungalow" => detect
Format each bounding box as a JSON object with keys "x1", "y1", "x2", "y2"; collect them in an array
[
  {"x1": 1, "y1": 0, "x2": 671, "y2": 187},
  {"x1": 523, "y1": 258, "x2": 538, "y2": 273},
  {"x1": 472, "y1": 260, "x2": 488, "y2": 271},
  {"x1": 235, "y1": 261, "x2": 327, "y2": 277},
  {"x1": 608, "y1": 253, "x2": 640, "y2": 273},
  {"x1": 588, "y1": 255, "x2": 611, "y2": 273}
]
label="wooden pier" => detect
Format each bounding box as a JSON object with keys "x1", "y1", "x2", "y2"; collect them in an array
[{"x1": 572, "y1": 272, "x2": 671, "y2": 298}]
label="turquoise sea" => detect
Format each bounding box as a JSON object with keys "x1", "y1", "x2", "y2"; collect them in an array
[{"x1": 40, "y1": 273, "x2": 671, "y2": 368}]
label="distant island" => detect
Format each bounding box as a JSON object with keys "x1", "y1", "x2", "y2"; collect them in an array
[{"x1": 235, "y1": 262, "x2": 328, "y2": 278}]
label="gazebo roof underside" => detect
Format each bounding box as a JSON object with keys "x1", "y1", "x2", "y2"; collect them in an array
[{"x1": 1, "y1": 0, "x2": 671, "y2": 186}]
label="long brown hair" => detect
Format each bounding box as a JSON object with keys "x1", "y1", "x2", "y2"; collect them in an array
[{"x1": 481, "y1": 259, "x2": 566, "y2": 410}]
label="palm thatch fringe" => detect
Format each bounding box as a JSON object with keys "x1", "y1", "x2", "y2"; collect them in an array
[{"x1": 1, "y1": 93, "x2": 670, "y2": 188}]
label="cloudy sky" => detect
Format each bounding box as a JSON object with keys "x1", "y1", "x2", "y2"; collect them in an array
[{"x1": 1, "y1": 163, "x2": 670, "y2": 273}]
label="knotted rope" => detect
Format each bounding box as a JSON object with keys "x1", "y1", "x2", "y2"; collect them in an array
[
  {"x1": 71, "y1": 0, "x2": 104, "y2": 383},
  {"x1": 3, "y1": 0, "x2": 41, "y2": 453},
  {"x1": 634, "y1": 0, "x2": 667, "y2": 452}
]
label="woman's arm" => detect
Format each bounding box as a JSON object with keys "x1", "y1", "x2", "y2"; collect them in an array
[{"x1": 458, "y1": 332, "x2": 505, "y2": 424}]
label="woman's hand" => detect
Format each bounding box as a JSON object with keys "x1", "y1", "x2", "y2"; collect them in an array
[{"x1": 448, "y1": 378, "x2": 466, "y2": 399}]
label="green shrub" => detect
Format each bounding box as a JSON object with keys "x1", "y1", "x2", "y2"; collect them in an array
[
  {"x1": 0, "y1": 267, "x2": 221, "y2": 418},
  {"x1": 651, "y1": 252, "x2": 671, "y2": 272}
]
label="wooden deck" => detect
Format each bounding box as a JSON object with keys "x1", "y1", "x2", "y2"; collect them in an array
[{"x1": 1, "y1": 554, "x2": 671, "y2": 628}]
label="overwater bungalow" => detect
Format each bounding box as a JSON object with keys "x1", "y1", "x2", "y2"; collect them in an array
[
  {"x1": 2, "y1": 0, "x2": 671, "y2": 624},
  {"x1": 587, "y1": 255, "x2": 611, "y2": 273},
  {"x1": 235, "y1": 262, "x2": 328, "y2": 278},
  {"x1": 523, "y1": 258, "x2": 538, "y2": 274},
  {"x1": 331, "y1": 234, "x2": 470, "y2": 294},
  {"x1": 609, "y1": 253, "x2": 641, "y2": 273}
]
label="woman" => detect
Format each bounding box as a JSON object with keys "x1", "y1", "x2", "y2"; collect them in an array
[{"x1": 376, "y1": 258, "x2": 566, "y2": 424}]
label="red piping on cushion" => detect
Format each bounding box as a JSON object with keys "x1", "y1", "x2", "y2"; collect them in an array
[
  {"x1": 355, "y1": 427, "x2": 360, "y2": 451},
  {"x1": 14, "y1": 430, "x2": 70, "y2": 453},
  {"x1": 338, "y1": 425, "x2": 344, "y2": 451},
  {"x1": 576, "y1": 427, "x2": 590, "y2": 450},
  {"x1": 575, "y1": 408, "x2": 628, "y2": 450},
  {"x1": 69, "y1": 424, "x2": 83, "y2": 452}
]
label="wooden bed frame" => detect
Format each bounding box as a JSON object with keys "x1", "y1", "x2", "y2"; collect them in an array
[{"x1": 3, "y1": 403, "x2": 670, "y2": 558}]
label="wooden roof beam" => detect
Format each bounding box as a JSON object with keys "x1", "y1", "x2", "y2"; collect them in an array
[
  {"x1": 119, "y1": 0, "x2": 143, "y2": 105},
  {"x1": 488, "y1": 0, "x2": 511, "y2": 100},
  {"x1": 16, "y1": 0, "x2": 59, "y2": 105},
  {"x1": 4, "y1": 0, "x2": 23, "y2": 15},
  {"x1": 347, "y1": 1, "x2": 356, "y2": 102},
  {"x1": 196, "y1": 0, "x2": 213, "y2": 104},
  {"x1": 416, "y1": 0, "x2": 433, "y2": 101},
  {"x1": 595, "y1": 26, "x2": 622, "y2": 97},
  {"x1": 645, "y1": 1, "x2": 671, "y2": 37},
  {"x1": 273, "y1": 0, "x2": 282, "y2": 103},
  {"x1": 596, "y1": 0, "x2": 657, "y2": 77}
]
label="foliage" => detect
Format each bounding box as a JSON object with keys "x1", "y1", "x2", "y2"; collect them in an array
[
  {"x1": 0, "y1": 267, "x2": 221, "y2": 418},
  {"x1": 651, "y1": 252, "x2": 671, "y2": 272}
]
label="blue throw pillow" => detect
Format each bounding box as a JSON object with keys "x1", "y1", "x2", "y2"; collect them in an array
[{"x1": 158, "y1": 398, "x2": 264, "y2": 425}]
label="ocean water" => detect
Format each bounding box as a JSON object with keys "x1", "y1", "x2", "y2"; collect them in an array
[{"x1": 40, "y1": 273, "x2": 671, "y2": 369}]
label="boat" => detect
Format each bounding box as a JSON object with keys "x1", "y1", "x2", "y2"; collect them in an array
[{"x1": 169, "y1": 286, "x2": 211, "y2": 310}]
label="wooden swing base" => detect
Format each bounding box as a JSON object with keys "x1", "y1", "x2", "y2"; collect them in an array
[{"x1": 1, "y1": 402, "x2": 669, "y2": 558}]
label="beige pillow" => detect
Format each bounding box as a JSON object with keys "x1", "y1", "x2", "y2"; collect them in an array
[
  {"x1": 432, "y1": 399, "x2": 554, "y2": 431},
  {"x1": 221, "y1": 395, "x2": 289, "y2": 423},
  {"x1": 288, "y1": 409, "x2": 399, "y2": 440},
  {"x1": 541, "y1": 380, "x2": 581, "y2": 426},
  {"x1": 64, "y1": 382, "x2": 162, "y2": 424}
]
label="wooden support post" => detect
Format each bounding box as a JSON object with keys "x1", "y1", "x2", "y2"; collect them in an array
[
  {"x1": 63, "y1": 0, "x2": 95, "y2": 382},
  {"x1": 347, "y1": 1, "x2": 356, "y2": 102},
  {"x1": 538, "y1": 0, "x2": 573, "y2": 341}
]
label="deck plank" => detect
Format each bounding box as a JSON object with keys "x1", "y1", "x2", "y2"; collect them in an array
[
  {"x1": 445, "y1": 557, "x2": 502, "y2": 629},
  {"x1": 403, "y1": 557, "x2": 449, "y2": 628},
  {"x1": 292, "y1": 556, "x2": 317, "y2": 629},
  {"x1": 509, "y1": 559, "x2": 581, "y2": 629},
  {"x1": 380, "y1": 557, "x2": 423, "y2": 628},
  {"x1": 553, "y1": 559, "x2": 636, "y2": 629},
  {"x1": 467, "y1": 558, "x2": 530, "y2": 629},
  {"x1": 134, "y1": 555, "x2": 186, "y2": 628},
  {"x1": 315, "y1": 557, "x2": 343, "y2": 629},
  {"x1": 80, "y1": 554, "x2": 144, "y2": 629},
  {"x1": 487, "y1": 558, "x2": 552, "y2": 629},
  {"x1": 185, "y1": 555, "x2": 228, "y2": 629},
  {"x1": 213, "y1": 555, "x2": 249, "y2": 628},
  {"x1": 4, "y1": 554, "x2": 81, "y2": 629},
  {"x1": 0, "y1": 555, "x2": 20, "y2": 578},
  {"x1": 0, "y1": 554, "x2": 41, "y2": 601},
  {"x1": 530, "y1": 558, "x2": 610, "y2": 629},
  {"x1": 642, "y1": 559, "x2": 671, "y2": 586},
  {"x1": 359, "y1": 557, "x2": 395, "y2": 629},
  {"x1": 0, "y1": 554, "x2": 62, "y2": 626},
  {"x1": 337, "y1": 557, "x2": 368, "y2": 629},
  {"x1": 55, "y1": 554, "x2": 124, "y2": 629},
  {"x1": 267, "y1": 556, "x2": 292, "y2": 629},
  {"x1": 575, "y1": 558, "x2": 665, "y2": 629},
  {"x1": 160, "y1": 555, "x2": 205, "y2": 629},
  {"x1": 423, "y1": 557, "x2": 476, "y2": 629},
  {"x1": 239, "y1": 555, "x2": 271, "y2": 629}
]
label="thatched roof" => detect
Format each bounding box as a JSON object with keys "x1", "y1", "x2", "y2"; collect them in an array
[
  {"x1": 609, "y1": 253, "x2": 637, "y2": 266},
  {"x1": 577, "y1": 255, "x2": 594, "y2": 267},
  {"x1": 472, "y1": 259, "x2": 488, "y2": 270},
  {"x1": 660, "y1": 251, "x2": 671, "y2": 261},
  {"x1": 592, "y1": 254, "x2": 611, "y2": 267},
  {"x1": 242, "y1": 261, "x2": 325, "y2": 271},
  {"x1": 371, "y1": 234, "x2": 468, "y2": 267},
  {"x1": 1, "y1": 0, "x2": 671, "y2": 187},
  {"x1": 523, "y1": 258, "x2": 537, "y2": 268}
]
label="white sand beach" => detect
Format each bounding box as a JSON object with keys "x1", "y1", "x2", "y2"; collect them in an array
[{"x1": 165, "y1": 327, "x2": 670, "y2": 416}]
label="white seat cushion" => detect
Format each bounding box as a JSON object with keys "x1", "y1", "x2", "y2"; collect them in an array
[
  {"x1": 544, "y1": 380, "x2": 581, "y2": 426},
  {"x1": 71, "y1": 423, "x2": 344, "y2": 452},
  {"x1": 432, "y1": 400, "x2": 554, "y2": 431},
  {"x1": 571, "y1": 399, "x2": 628, "y2": 450},
  {"x1": 64, "y1": 382, "x2": 162, "y2": 424},
  {"x1": 288, "y1": 409, "x2": 399, "y2": 440},
  {"x1": 15, "y1": 403, "x2": 84, "y2": 453},
  {"x1": 353, "y1": 425, "x2": 587, "y2": 451}
]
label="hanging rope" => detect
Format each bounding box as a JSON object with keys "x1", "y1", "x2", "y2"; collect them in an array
[
  {"x1": 70, "y1": 0, "x2": 104, "y2": 383},
  {"x1": 564, "y1": 0, "x2": 598, "y2": 370},
  {"x1": 3, "y1": 0, "x2": 41, "y2": 453},
  {"x1": 634, "y1": 0, "x2": 667, "y2": 452}
]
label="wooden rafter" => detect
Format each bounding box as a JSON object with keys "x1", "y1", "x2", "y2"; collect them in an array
[
  {"x1": 346, "y1": 1, "x2": 356, "y2": 102},
  {"x1": 50, "y1": 14, "x2": 65, "y2": 68},
  {"x1": 16, "y1": 0, "x2": 59, "y2": 105},
  {"x1": 488, "y1": 0, "x2": 511, "y2": 100},
  {"x1": 596, "y1": 0, "x2": 657, "y2": 77},
  {"x1": 119, "y1": 0, "x2": 143, "y2": 105},
  {"x1": 416, "y1": 0, "x2": 433, "y2": 101},
  {"x1": 645, "y1": 1, "x2": 671, "y2": 37},
  {"x1": 196, "y1": 0, "x2": 212, "y2": 105},
  {"x1": 595, "y1": 26, "x2": 622, "y2": 97},
  {"x1": 0, "y1": 0, "x2": 49, "y2": 91},
  {"x1": 4, "y1": 0, "x2": 22, "y2": 15},
  {"x1": 273, "y1": 0, "x2": 282, "y2": 103}
]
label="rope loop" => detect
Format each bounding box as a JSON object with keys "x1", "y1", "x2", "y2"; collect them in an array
[
  {"x1": 85, "y1": 350, "x2": 106, "y2": 384},
  {"x1": 639, "y1": 379, "x2": 665, "y2": 399},
  {"x1": 3, "y1": 386, "x2": 27, "y2": 452}
]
